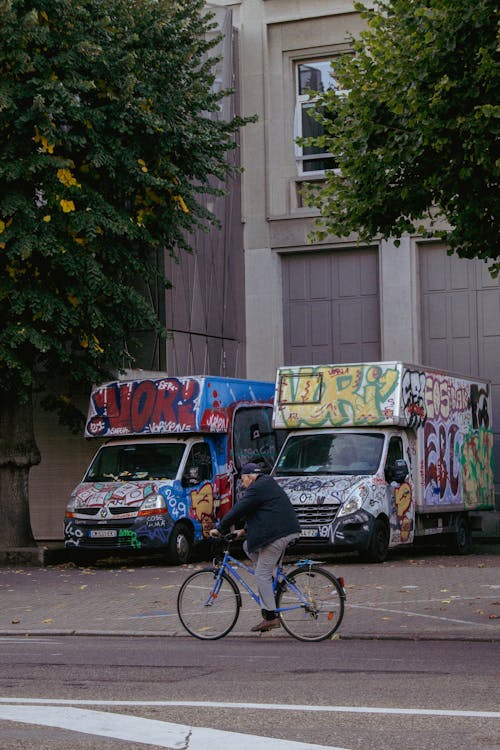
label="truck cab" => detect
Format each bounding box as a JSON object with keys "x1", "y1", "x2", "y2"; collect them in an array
[
  {"x1": 64, "y1": 374, "x2": 280, "y2": 563},
  {"x1": 273, "y1": 427, "x2": 415, "y2": 562}
]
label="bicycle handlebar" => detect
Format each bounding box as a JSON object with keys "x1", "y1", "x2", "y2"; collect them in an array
[{"x1": 210, "y1": 531, "x2": 242, "y2": 543}]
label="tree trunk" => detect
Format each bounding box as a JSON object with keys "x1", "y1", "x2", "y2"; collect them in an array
[{"x1": 0, "y1": 389, "x2": 41, "y2": 548}]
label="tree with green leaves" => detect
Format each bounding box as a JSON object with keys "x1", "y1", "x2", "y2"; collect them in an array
[
  {"x1": 305, "y1": 0, "x2": 499, "y2": 276},
  {"x1": 0, "y1": 0, "x2": 249, "y2": 548}
]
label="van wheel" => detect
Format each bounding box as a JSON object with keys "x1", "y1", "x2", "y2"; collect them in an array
[
  {"x1": 167, "y1": 522, "x2": 193, "y2": 565},
  {"x1": 451, "y1": 515, "x2": 473, "y2": 555},
  {"x1": 362, "y1": 518, "x2": 390, "y2": 563}
]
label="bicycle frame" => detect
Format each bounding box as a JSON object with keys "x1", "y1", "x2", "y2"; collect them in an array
[{"x1": 207, "y1": 549, "x2": 326, "y2": 614}]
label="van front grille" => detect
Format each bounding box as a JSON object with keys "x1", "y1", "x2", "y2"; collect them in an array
[{"x1": 294, "y1": 504, "x2": 340, "y2": 526}]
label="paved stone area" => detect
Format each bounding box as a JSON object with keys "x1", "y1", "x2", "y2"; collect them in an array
[{"x1": 0, "y1": 543, "x2": 499, "y2": 641}]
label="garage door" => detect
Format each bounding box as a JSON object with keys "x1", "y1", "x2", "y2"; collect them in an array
[
  {"x1": 282, "y1": 248, "x2": 380, "y2": 365},
  {"x1": 420, "y1": 244, "x2": 500, "y2": 494}
]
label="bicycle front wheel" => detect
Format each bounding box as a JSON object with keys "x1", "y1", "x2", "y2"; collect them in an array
[
  {"x1": 276, "y1": 566, "x2": 344, "y2": 642},
  {"x1": 177, "y1": 568, "x2": 241, "y2": 640}
]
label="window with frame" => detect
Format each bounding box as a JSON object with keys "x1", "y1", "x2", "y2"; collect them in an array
[{"x1": 295, "y1": 58, "x2": 343, "y2": 175}]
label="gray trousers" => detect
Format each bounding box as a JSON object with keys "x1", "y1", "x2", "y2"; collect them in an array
[{"x1": 243, "y1": 533, "x2": 300, "y2": 613}]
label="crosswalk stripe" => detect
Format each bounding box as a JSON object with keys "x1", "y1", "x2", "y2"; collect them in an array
[{"x1": 0, "y1": 705, "x2": 349, "y2": 750}]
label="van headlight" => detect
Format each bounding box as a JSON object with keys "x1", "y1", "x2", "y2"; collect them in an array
[
  {"x1": 138, "y1": 494, "x2": 168, "y2": 517},
  {"x1": 337, "y1": 493, "x2": 364, "y2": 517}
]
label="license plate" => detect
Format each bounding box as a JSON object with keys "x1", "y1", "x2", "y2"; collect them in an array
[
  {"x1": 89, "y1": 529, "x2": 117, "y2": 538},
  {"x1": 300, "y1": 528, "x2": 318, "y2": 538}
]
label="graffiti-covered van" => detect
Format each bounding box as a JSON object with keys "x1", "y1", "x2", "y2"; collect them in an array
[
  {"x1": 64, "y1": 375, "x2": 280, "y2": 563},
  {"x1": 272, "y1": 362, "x2": 494, "y2": 562}
]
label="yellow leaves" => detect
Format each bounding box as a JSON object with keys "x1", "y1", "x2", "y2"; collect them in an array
[
  {"x1": 60, "y1": 199, "x2": 75, "y2": 213},
  {"x1": 172, "y1": 194, "x2": 189, "y2": 213},
  {"x1": 92, "y1": 335, "x2": 104, "y2": 353},
  {"x1": 39, "y1": 10, "x2": 49, "y2": 22},
  {"x1": 43, "y1": 215, "x2": 51, "y2": 222},
  {"x1": 67, "y1": 294, "x2": 79, "y2": 308},
  {"x1": 0, "y1": 217, "x2": 12, "y2": 242},
  {"x1": 57, "y1": 168, "x2": 81, "y2": 189},
  {"x1": 80, "y1": 334, "x2": 104, "y2": 353},
  {"x1": 74, "y1": 237, "x2": 87, "y2": 245},
  {"x1": 139, "y1": 98, "x2": 154, "y2": 112},
  {"x1": 33, "y1": 127, "x2": 54, "y2": 154},
  {"x1": 138, "y1": 158, "x2": 148, "y2": 173}
]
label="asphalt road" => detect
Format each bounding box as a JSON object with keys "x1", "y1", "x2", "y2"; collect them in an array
[{"x1": 0, "y1": 635, "x2": 499, "y2": 750}]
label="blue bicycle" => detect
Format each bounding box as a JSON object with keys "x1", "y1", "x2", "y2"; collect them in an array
[{"x1": 176, "y1": 533, "x2": 346, "y2": 641}]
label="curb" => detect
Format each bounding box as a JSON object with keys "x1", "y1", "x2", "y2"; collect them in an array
[{"x1": 1, "y1": 629, "x2": 499, "y2": 642}]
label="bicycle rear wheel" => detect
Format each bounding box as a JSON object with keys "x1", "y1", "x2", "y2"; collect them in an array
[
  {"x1": 276, "y1": 566, "x2": 344, "y2": 642},
  {"x1": 177, "y1": 568, "x2": 241, "y2": 640}
]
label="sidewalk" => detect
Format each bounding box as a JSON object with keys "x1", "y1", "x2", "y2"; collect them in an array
[{"x1": 0, "y1": 543, "x2": 499, "y2": 641}]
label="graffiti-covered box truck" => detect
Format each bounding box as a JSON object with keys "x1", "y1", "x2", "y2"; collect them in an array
[
  {"x1": 271, "y1": 362, "x2": 494, "y2": 562},
  {"x1": 64, "y1": 374, "x2": 280, "y2": 563}
]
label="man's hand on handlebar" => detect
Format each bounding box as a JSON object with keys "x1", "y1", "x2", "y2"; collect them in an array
[{"x1": 209, "y1": 528, "x2": 246, "y2": 540}]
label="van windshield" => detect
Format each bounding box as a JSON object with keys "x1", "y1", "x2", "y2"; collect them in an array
[
  {"x1": 274, "y1": 432, "x2": 385, "y2": 476},
  {"x1": 84, "y1": 443, "x2": 187, "y2": 482}
]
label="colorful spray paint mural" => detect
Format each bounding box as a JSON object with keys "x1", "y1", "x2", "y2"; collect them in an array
[
  {"x1": 274, "y1": 363, "x2": 401, "y2": 428},
  {"x1": 274, "y1": 362, "x2": 494, "y2": 511},
  {"x1": 419, "y1": 372, "x2": 493, "y2": 508},
  {"x1": 84, "y1": 375, "x2": 270, "y2": 437},
  {"x1": 65, "y1": 376, "x2": 276, "y2": 560}
]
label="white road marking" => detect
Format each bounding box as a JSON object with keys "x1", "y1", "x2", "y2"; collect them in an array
[
  {"x1": 0, "y1": 698, "x2": 498, "y2": 719},
  {"x1": 0, "y1": 704, "x2": 348, "y2": 750}
]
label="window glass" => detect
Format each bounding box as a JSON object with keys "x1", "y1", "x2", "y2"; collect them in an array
[
  {"x1": 182, "y1": 442, "x2": 213, "y2": 485},
  {"x1": 275, "y1": 432, "x2": 384, "y2": 476},
  {"x1": 232, "y1": 406, "x2": 280, "y2": 471},
  {"x1": 384, "y1": 437, "x2": 404, "y2": 482},
  {"x1": 296, "y1": 59, "x2": 343, "y2": 174},
  {"x1": 85, "y1": 442, "x2": 186, "y2": 482}
]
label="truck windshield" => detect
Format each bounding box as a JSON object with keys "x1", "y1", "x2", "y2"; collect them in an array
[
  {"x1": 274, "y1": 432, "x2": 385, "y2": 476},
  {"x1": 84, "y1": 443, "x2": 186, "y2": 482}
]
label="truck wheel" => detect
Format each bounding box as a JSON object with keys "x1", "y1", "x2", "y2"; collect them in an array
[
  {"x1": 362, "y1": 517, "x2": 390, "y2": 563},
  {"x1": 451, "y1": 515, "x2": 473, "y2": 555},
  {"x1": 167, "y1": 522, "x2": 193, "y2": 565}
]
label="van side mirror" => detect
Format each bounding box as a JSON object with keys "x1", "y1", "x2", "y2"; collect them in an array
[{"x1": 393, "y1": 459, "x2": 409, "y2": 484}]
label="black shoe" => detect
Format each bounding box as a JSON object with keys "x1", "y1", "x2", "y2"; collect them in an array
[{"x1": 250, "y1": 618, "x2": 281, "y2": 632}]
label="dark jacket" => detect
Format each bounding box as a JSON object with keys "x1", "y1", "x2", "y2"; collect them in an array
[{"x1": 218, "y1": 474, "x2": 300, "y2": 553}]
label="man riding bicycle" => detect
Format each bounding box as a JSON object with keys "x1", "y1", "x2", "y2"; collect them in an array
[{"x1": 210, "y1": 462, "x2": 300, "y2": 632}]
